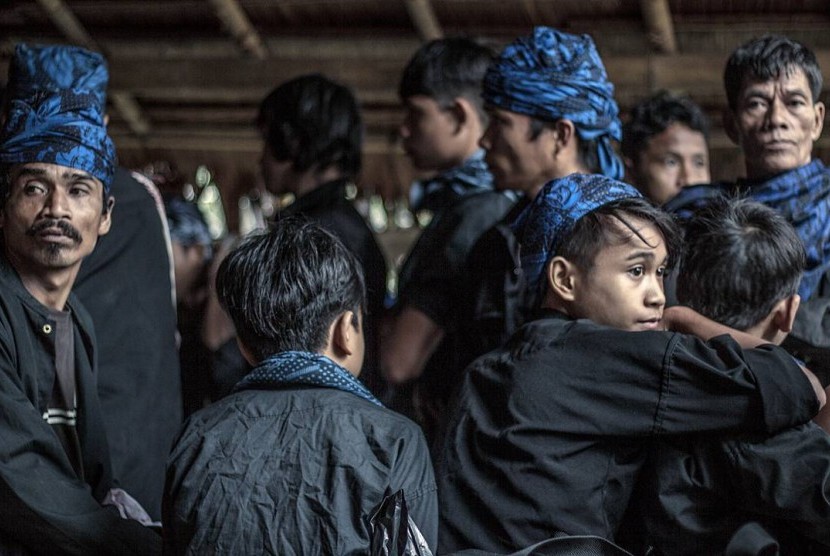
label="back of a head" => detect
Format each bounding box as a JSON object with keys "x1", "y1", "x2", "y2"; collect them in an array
[
  {"x1": 621, "y1": 90, "x2": 710, "y2": 161},
  {"x1": 216, "y1": 217, "x2": 366, "y2": 362},
  {"x1": 678, "y1": 197, "x2": 805, "y2": 330},
  {"x1": 257, "y1": 74, "x2": 363, "y2": 178},
  {"x1": 398, "y1": 37, "x2": 494, "y2": 118},
  {"x1": 724, "y1": 34, "x2": 823, "y2": 110},
  {"x1": 164, "y1": 195, "x2": 213, "y2": 258}
]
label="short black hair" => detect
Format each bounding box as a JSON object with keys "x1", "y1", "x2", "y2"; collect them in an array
[
  {"x1": 164, "y1": 195, "x2": 213, "y2": 259},
  {"x1": 556, "y1": 196, "x2": 683, "y2": 273},
  {"x1": 528, "y1": 117, "x2": 601, "y2": 174},
  {"x1": 215, "y1": 216, "x2": 366, "y2": 362},
  {"x1": 724, "y1": 34, "x2": 823, "y2": 111},
  {"x1": 677, "y1": 197, "x2": 805, "y2": 330},
  {"x1": 398, "y1": 37, "x2": 494, "y2": 121},
  {"x1": 621, "y1": 90, "x2": 710, "y2": 160},
  {"x1": 257, "y1": 74, "x2": 362, "y2": 178}
]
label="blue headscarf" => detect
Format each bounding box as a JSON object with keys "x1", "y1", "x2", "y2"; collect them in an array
[
  {"x1": 512, "y1": 173, "x2": 641, "y2": 296},
  {"x1": 0, "y1": 44, "x2": 116, "y2": 193},
  {"x1": 483, "y1": 27, "x2": 624, "y2": 180}
]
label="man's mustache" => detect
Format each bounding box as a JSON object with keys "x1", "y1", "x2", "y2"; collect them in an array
[{"x1": 26, "y1": 219, "x2": 82, "y2": 243}]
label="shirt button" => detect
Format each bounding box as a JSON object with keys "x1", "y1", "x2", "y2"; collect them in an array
[{"x1": 42, "y1": 324, "x2": 52, "y2": 334}]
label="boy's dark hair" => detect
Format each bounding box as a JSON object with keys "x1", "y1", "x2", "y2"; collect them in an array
[
  {"x1": 257, "y1": 74, "x2": 362, "y2": 178},
  {"x1": 216, "y1": 216, "x2": 366, "y2": 362},
  {"x1": 677, "y1": 197, "x2": 805, "y2": 331},
  {"x1": 724, "y1": 34, "x2": 823, "y2": 110},
  {"x1": 529, "y1": 117, "x2": 601, "y2": 174},
  {"x1": 164, "y1": 195, "x2": 213, "y2": 260},
  {"x1": 555, "y1": 197, "x2": 683, "y2": 273},
  {"x1": 398, "y1": 37, "x2": 494, "y2": 120},
  {"x1": 621, "y1": 90, "x2": 710, "y2": 160}
]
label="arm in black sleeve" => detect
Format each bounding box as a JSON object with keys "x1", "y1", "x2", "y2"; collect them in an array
[{"x1": 389, "y1": 424, "x2": 438, "y2": 552}]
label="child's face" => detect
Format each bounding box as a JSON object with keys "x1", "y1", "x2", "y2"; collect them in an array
[{"x1": 570, "y1": 216, "x2": 668, "y2": 332}]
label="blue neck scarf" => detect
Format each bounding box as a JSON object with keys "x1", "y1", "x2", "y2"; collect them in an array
[
  {"x1": 234, "y1": 351, "x2": 382, "y2": 407},
  {"x1": 740, "y1": 159, "x2": 830, "y2": 301},
  {"x1": 409, "y1": 149, "x2": 494, "y2": 213},
  {"x1": 483, "y1": 27, "x2": 623, "y2": 180}
]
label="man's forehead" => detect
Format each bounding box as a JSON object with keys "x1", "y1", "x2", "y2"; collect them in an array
[
  {"x1": 12, "y1": 163, "x2": 99, "y2": 183},
  {"x1": 740, "y1": 66, "x2": 813, "y2": 97}
]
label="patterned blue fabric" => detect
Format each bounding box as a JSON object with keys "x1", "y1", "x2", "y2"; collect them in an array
[
  {"x1": 741, "y1": 159, "x2": 830, "y2": 301},
  {"x1": 409, "y1": 149, "x2": 494, "y2": 213},
  {"x1": 512, "y1": 173, "x2": 641, "y2": 296},
  {"x1": 234, "y1": 350, "x2": 382, "y2": 407},
  {"x1": 663, "y1": 183, "x2": 728, "y2": 224},
  {"x1": 483, "y1": 27, "x2": 623, "y2": 180},
  {"x1": 0, "y1": 44, "x2": 115, "y2": 192}
]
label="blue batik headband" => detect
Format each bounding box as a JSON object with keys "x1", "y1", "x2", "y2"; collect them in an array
[
  {"x1": 483, "y1": 27, "x2": 624, "y2": 180},
  {"x1": 512, "y1": 173, "x2": 642, "y2": 296},
  {"x1": 0, "y1": 44, "x2": 116, "y2": 193}
]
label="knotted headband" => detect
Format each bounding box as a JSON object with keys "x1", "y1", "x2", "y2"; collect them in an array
[
  {"x1": 0, "y1": 44, "x2": 116, "y2": 193},
  {"x1": 483, "y1": 27, "x2": 624, "y2": 180},
  {"x1": 512, "y1": 173, "x2": 642, "y2": 296}
]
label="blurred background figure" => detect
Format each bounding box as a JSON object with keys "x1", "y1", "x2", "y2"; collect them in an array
[{"x1": 622, "y1": 90, "x2": 711, "y2": 206}]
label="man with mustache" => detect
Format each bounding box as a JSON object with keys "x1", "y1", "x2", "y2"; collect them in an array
[
  {"x1": 721, "y1": 35, "x2": 830, "y2": 381},
  {"x1": 0, "y1": 44, "x2": 161, "y2": 553}
]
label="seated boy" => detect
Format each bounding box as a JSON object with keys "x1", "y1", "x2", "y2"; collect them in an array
[
  {"x1": 633, "y1": 198, "x2": 830, "y2": 555},
  {"x1": 437, "y1": 174, "x2": 824, "y2": 553},
  {"x1": 163, "y1": 218, "x2": 437, "y2": 554}
]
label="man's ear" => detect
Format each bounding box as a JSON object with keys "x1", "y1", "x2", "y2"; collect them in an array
[
  {"x1": 723, "y1": 109, "x2": 740, "y2": 146},
  {"x1": 98, "y1": 195, "x2": 115, "y2": 236},
  {"x1": 773, "y1": 294, "x2": 801, "y2": 334},
  {"x1": 547, "y1": 256, "x2": 578, "y2": 302},
  {"x1": 552, "y1": 119, "x2": 576, "y2": 149},
  {"x1": 812, "y1": 101, "x2": 825, "y2": 140}
]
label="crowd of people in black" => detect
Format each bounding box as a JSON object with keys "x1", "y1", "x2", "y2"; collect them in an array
[{"x1": 0, "y1": 23, "x2": 828, "y2": 556}]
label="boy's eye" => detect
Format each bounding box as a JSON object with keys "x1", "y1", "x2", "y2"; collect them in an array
[
  {"x1": 656, "y1": 266, "x2": 667, "y2": 277},
  {"x1": 628, "y1": 266, "x2": 645, "y2": 278}
]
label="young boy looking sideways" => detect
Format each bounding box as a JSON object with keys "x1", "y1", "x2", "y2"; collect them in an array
[{"x1": 438, "y1": 174, "x2": 824, "y2": 553}]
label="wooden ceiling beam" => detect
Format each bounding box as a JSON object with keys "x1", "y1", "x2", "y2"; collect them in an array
[
  {"x1": 109, "y1": 90, "x2": 151, "y2": 137},
  {"x1": 35, "y1": 0, "x2": 99, "y2": 51},
  {"x1": 207, "y1": 0, "x2": 267, "y2": 59},
  {"x1": 403, "y1": 0, "x2": 443, "y2": 42},
  {"x1": 639, "y1": 0, "x2": 677, "y2": 54}
]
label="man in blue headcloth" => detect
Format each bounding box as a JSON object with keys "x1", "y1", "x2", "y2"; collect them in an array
[
  {"x1": 0, "y1": 44, "x2": 161, "y2": 554},
  {"x1": 438, "y1": 174, "x2": 825, "y2": 552},
  {"x1": 456, "y1": 27, "x2": 627, "y2": 372}
]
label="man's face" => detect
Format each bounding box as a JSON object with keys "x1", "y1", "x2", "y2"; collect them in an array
[
  {"x1": 728, "y1": 67, "x2": 824, "y2": 179},
  {"x1": 479, "y1": 107, "x2": 555, "y2": 194},
  {"x1": 1, "y1": 163, "x2": 112, "y2": 276},
  {"x1": 570, "y1": 216, "x2": 668, "y2": 332},
  {"x1": 399, "y1": 95, "x2": 461, "y2": 172},
  {"x1": 632, "y1": 122, "x2": 710, "y2": 205}
]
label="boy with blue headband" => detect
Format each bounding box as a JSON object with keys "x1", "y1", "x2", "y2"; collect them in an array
[
  {"x1": 438, "y1": 174, "x2": 824, "y2": 552},
  {"x1": 0, "y1": 44, "x2": 160, "y2": 553}
]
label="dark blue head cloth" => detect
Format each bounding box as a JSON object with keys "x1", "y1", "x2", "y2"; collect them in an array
[
  {"x1": 0, "y1": 44, "x2": 116, "y2": 193},
  {"x1": 512, "y1": 173, "x2": 641, "y2": 296},
  {"x1": 483, "y1": 27, "x2": 624, "y2": 180}
]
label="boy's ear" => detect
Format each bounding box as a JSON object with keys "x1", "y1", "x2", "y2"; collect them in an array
[
  {"x1": 330, "y1": 310, "x2": 357, "y2": 358},
  {"x1": 773, "y1": 294, "x2": 801, "y2": 334},
  {"x1": 449, "y1": 96, "x2": 474, "y2": 135},
  {"x1": 547, "y1": 256, "x2": 578, "y2": 302}
]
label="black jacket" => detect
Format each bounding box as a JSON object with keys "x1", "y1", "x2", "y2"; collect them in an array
[
  {"x1": 0, "y1": 253, "x2": 161, "y2": 555},
  {"x1": 438, "y1": 311, "x2": 819, "y2": 553},
  {"x1": 163, "y1": 385, "x2": 438, "y2": 554}
]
